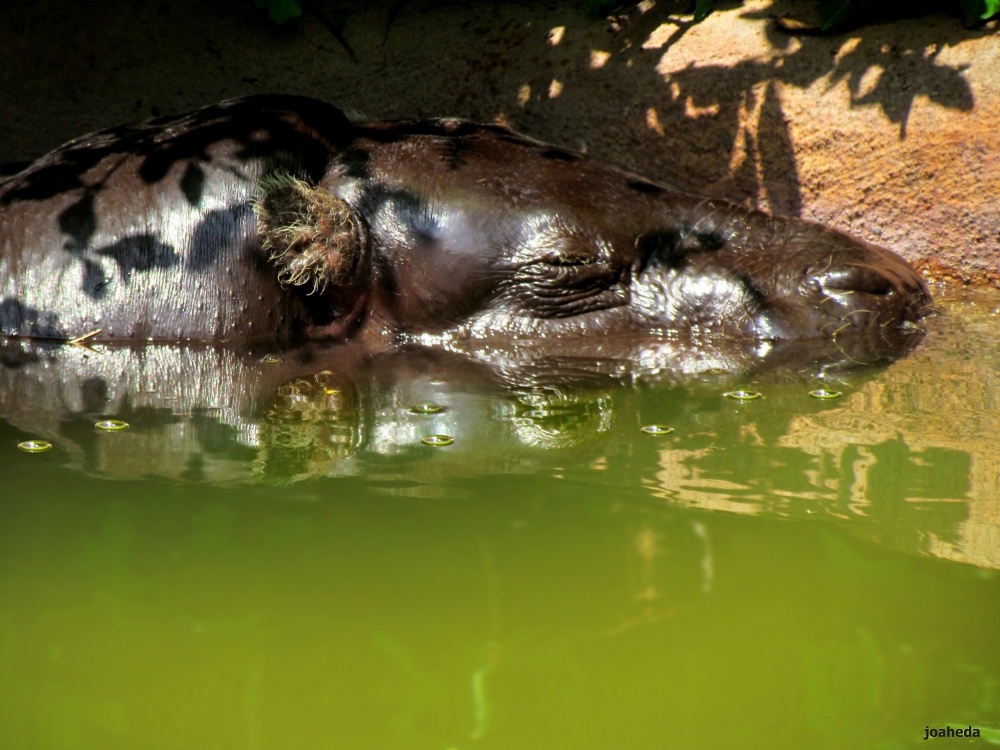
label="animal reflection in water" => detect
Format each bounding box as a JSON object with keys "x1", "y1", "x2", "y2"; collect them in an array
[{"x1": 0, "y1": 331, "x2": 920, "y2": 484}]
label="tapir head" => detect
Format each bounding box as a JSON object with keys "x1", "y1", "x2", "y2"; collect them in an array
[{"x1": 257, "y1": 118, "x2": 930, "y2": 345}]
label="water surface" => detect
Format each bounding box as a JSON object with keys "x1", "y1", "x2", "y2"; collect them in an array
[{"x1": 1, "y1": 287, "x2": 998, "y2": 749}]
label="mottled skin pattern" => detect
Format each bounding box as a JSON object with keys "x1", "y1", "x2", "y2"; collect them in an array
[{"x1": 0, "y1": 95, "x2": 929, "y2": 346}]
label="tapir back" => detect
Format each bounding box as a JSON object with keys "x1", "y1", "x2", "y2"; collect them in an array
[{"x1": 0, "y1": 96, "x2": 348, "y2": 342}]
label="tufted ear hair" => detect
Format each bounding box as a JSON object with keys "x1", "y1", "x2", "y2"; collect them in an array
[{"x1": 254, "y1": 173, "x2": 368, "y2": 295}]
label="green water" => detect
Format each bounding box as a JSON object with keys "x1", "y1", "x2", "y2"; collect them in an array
[{"x1": 1, "y1": 288, "x2": 998, "y2": 749}]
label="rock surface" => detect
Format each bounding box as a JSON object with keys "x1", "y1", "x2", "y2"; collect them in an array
[{"x1": 1, "y1": 0, "x2": 996, "y2": 279}]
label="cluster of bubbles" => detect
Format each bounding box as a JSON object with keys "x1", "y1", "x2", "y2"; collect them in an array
[
  {"x1": 17, "y1": 420, "x2": 131, "y2": 453},
  {"x1": 410, "y1": 403, "x2": 454, "y2": 447},
  {"x1": 637, "y1": 386, "x2": 844, "y2": 438},
  {"x1": 15, "y1": 386, "x2": 847, "y2": 454}
]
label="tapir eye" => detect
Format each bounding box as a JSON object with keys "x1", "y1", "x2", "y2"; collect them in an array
[
  {"x1": 541, "y1": 254, "x2": 595, "y2": 267},
  {"x1": 509, "y1": 223, "x2": 627, "y2": 318},
  {"x1": 513, "y1": 257, "x2": 627, "y2": 317},
  {"x1": 519, "y1": 254, "x2": 612, "y2": 280}
]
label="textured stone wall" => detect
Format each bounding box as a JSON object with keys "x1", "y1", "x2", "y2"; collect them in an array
[{"x1": 1, "y1": 0, "x2": 996, "y2": 279}]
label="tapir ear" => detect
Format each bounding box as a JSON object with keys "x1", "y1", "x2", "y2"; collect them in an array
[{"x1": 254, "y1": 173, "x2": 368, "y2": 295}]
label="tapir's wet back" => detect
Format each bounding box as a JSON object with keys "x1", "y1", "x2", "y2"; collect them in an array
[
  {"x1": 0, "y1": 96, "x2": 351, "y2": 343},
  {"x1": 0, "y1": 95, "x2": 930, "y2": 349}
]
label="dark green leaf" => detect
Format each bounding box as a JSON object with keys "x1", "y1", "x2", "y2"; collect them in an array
[
  {"x1": 960, "y1": 0, "x2": 1000, "y2": 25},
  {"x1": 694, "y1": 0, "x2": 715, "y2": 22},
  {"x1": 583, "y1": 0, "x2": 620, "y2": 14},
  {"x1": 253, "y1": 0, "x2": 302, "y2": 25},
  {"x1": 818, "y1": 0, "x2": 866, "y2": 30}
]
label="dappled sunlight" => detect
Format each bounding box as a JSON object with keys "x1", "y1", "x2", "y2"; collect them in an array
[
  {"x1": 474, "y1": 0, "x2": 989, "y2": 269},
  {"x1": 0, "y1": 2, "x2": 996, "y2": 747}
]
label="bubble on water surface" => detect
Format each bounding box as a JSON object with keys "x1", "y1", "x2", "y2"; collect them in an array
[
  {"x1": 95, "y1": 420, "x2": 129, "y2": 432},
  {"x1": 724, "y1": 388, "x2": 762, "y2": 401},
  {"x1": 421, "y1": 434, "x2": 455, "y2": 447},
  {"x1": 640, "y1": 424, "x2": 675, "y2": 435},
  {"x1": 410, "y1": 403, "x2": 446, "y2": 415},
  {"x1": 17, "y1": 440, "x2": 52, "y2": 453},
  {"x1": 808, "y1": 389, "x2": 843, "y2": 399}
]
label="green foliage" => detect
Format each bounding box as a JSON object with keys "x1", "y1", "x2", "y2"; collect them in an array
[
  {"x1": 818, "y1": 0, "x2": 998, "y2": 28},
  {"x1": 960, "y1": 0, "x2": 1000, "y2": 24},
  {"x1": 583, "y1": 0, "x2": 620, "y2": 13},
  {"x1": 253, "y1": 0, "x2": 302, "y2": 25},
  {"x1": 582, "y1": 0, "x2": 997, "y2": 28},
  {"x1": 694, "y1": 0, "x2": 716, "y2": 21},
  {"x1": 818, "y1": 0, "x2": 866, "y2": 30}
]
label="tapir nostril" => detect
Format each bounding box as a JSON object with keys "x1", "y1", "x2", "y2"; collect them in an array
[{"x1": 816, "y1": 266, "x2": 894, "y2": 296}]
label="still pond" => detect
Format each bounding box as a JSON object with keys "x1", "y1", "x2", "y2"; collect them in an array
[{"x1": 0, "y1": 286, "x2": 998, "y2": 749}]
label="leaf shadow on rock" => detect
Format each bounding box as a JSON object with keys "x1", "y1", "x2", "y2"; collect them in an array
[{"x1": 525, "y1": 0, "x2": 981, "y2": 217}]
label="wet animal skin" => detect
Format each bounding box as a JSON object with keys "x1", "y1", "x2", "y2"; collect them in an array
[{"x1": 0, "y1": 95, "x2": 930, "y2": 346}]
